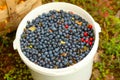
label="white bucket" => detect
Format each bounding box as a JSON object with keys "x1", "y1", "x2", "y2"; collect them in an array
[{"x1": 13, "y1": 2, "x2": 101, "y2": 80}]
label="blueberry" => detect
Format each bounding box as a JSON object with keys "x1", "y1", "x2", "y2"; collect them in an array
[
  {"x1": 44, "y1": 51, "x2": 48, "y2": 55},
  {"x1": 49, "y1": 53, "x2": 53, "y2": 58},
  {"x1": 82, "y1": 22, "x2": 87, "y2": 26},
  {"x1": 69, "y1": 60, "x2": 73, "y2": 64},
  {"x1": 90, "y1": 33, "x2": 94, "y2": 37},
  {"x1": 55, "y1": 62, "x2": 59, "y2": 66},
  {"x1": 55, "y1": 48, "x2": 59, "y2": 52},
  {"x1": 86, "y1": 43, "x2": 89, "y2": 47},
  {"x1": 49, "y1": 66, "x2": 53, "y2": 69},
  {"x1": 49, "y1": 35, "x2": 53, "y2": 39},
  {"x1": 59, "y1": 63, "x2": 63, "y2": 68},
  {"x1": 27, "y1": 21, "x2": 30, "y2": 24},
  {"x1": 60, "y1": 49, "x2": 63, "y2": 53},
  {"x1": 63, "y1": 48, "x2": 66, "y2": 52},
  {"x1": 80, "y1": 33, "x2": 84, "y2": 37},
  {"x1": 84, "y1": 27, "x2": 88, "y2": 31},
  {"x1": 41, "y1": 54, "x2": 46, "y2": 59}
]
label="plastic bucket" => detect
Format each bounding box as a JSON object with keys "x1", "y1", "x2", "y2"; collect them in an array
[{"x1": 13, "y1": 2, "x2": 101, "y2": 80}]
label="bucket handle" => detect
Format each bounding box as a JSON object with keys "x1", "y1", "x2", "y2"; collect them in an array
[
  {"x1": 95, "y1": 22, "x2": 101, "y2": 33},
  {"x1": 13, "y1": 39, "x2": 18, "y2": 50}
]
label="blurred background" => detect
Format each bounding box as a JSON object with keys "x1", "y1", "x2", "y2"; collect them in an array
[{"x1": 0, "y1": 0, "x2": 120, "y2": 80}]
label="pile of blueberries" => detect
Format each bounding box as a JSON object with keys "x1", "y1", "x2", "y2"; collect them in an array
[{"x1": 20, "y1": 10, "x2": 95, "y2": 69}]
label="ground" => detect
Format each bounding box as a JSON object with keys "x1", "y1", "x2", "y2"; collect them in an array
[{"x1": 0, "y1": 0, "x2": 120, "y2": 80}]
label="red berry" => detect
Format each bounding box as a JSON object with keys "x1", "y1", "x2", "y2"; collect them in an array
[
  {"x1": 69, "y1": 11, "x2": 74, "y2": 14},
  {"x1": 88, "y1": 24, "x2": 92, "y2": 29},
  {"x1": 89, "y1": 37, "x2": 94, "y2": 41},
  {"x1": 84, "y1": 32, "x2": 88, "y2": 36},
  {"x1": 85, "y1": 39, "x2": 89, "y2": 43},
  {"x1": 65, "y1": 24, "x2": 69, "y2": 29},
  {"x1": 81, "y1": 38, "x2": 84, "y2": 42},
  {"x1": 89, "y1": 42, "x2": 92, "y2": 46},
  {"x1": 70, "y1": 30, "x2": 72, "y2": 32}
]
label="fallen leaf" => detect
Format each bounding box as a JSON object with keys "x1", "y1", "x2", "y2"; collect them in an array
[{"x1": 28, "y1": 26, "x2": 36, "y2": 31}]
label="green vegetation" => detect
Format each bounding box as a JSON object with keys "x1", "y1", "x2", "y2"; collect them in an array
[{"x1": 0, "y1": 0, "x2": 120, "y2": 80}]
